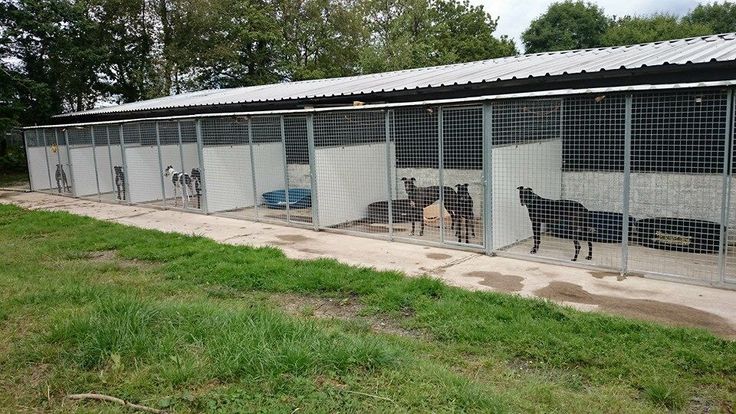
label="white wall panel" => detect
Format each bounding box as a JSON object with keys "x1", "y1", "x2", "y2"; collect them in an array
[
  {"x1": 252, "y1": 142, "x2": 286, "y2": 199},
  {"x1": 125, "y1": 145, "x2": 164, "y2": 203},
  {"x1": 203, "y1": 145, "x2": 253, "y2": 212},
  {"x1": 28, "y1": 147, "x2": 52, "y2": 191},
  {"x1": 315, "y1": 142, "x2": 394, "y2": 227},
  {"x1": 69, "y1": 146, "x2": 99, "y2": 196}
]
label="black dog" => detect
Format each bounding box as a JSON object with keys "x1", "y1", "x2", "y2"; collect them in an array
[
  {"x1": 114, "y1": 166, "x2": 126, "y2": 200},
  {"x1": 190, "y1": 168, "x2": 202, "y2": 209},
  {"x1": 517, "y1": 186, "x2": 593, "y2": 261},
  {"x1": 401, "y1": 177, "x2": 457, "y2": 236},
  {"x1": 454, "y1": 183, "x2": 475, "y2": 243}
]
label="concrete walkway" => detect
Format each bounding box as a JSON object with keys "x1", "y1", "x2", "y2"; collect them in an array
[{"x1": 2, "y1": 190, "x2": 735, "y2": 338}]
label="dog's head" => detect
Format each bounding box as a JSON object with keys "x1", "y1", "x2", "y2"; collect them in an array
[
  {"x1": 455, "y1": 183, "x2": 469, "y2": 196},
  {"x1": 163, "y1": 165, "x2": 174, "y2": 177},
  {"x1": 114, "y1": 166, "x2": 123, "y2": 174},
  {"x1": 517, "y1": 186, "x2": 534, "y2": 206},
  {"x1": 401, "y1": 177, "x2": 416, "y2": 192}
]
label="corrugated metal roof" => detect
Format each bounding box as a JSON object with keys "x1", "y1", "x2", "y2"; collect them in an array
[{"x1": 58, "y1": 33, "x2": 736, "y2": 118}]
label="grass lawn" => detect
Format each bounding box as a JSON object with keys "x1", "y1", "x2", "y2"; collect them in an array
[
  {"x1": 0, "y1": 171, "x2": 29, "y2": 188},
  {"x1": 0, "y1": 204, "x2": 734, "y2": 413}
]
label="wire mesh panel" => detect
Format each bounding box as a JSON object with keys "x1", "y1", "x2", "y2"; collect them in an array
[
  {"x1": 442, "y1": 106, "x2": 484, "y2": 248},
  {"x1": 313, "y1": 110, "x2": 391, "y2": 237},
  {"x1": 392, "y1": 107, "x2": 441, "y2": 244},
  {"x1": 122, "y1": 122, "x2": 165, "y2": 206},
  {"x1": 247, "y1": 116, "x2": 287, "y2": 222},
  {"x1": 66, "y1": 126, "x2": 99, "y2": 197},
  {"x1": 25, "y1": 129, "x2": 53, "y2": 192},
  {"x1": 491, "y1": 99, "x2": 586, "y2": 262},
  {"x1": 723, "y1": 93, "x2": 736, "y2": 285},
  {"x1": 95, "y1": 125, "x2": 127, "y2": 203},
  {"x1": 283, "y1": 116, "x2": 313, "y2": 225},
  {"x1": 627, "y1": 90, "x2": 727, "y2": 282},
  {"x1": 559, "y1": 95, "x2": 627, "y2": 270},
  {"x1": 51, "y1": 128, "x2": 73, "y2": 195},
  {"x1": 200, "y1": 117, "x2": 252, "y2": 215},
  {"x1": 157, "y1": 121, "x2": 202, "y2": 210}
]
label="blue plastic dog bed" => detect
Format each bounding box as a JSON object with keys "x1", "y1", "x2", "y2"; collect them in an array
[{"x1": 262, "y1": 188, "x2": 312, "y2": 209}]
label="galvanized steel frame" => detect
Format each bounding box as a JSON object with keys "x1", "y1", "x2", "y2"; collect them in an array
[{"x1": 21, "y1": 83, "x2": 736, "y2": 289}]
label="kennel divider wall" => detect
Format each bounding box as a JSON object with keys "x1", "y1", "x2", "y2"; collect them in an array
[
  {"x1": 26, "y1": 129, "x2": 53, "y2": 191},
  {"x1": 67, "y1": 126, "x2": 100, "y2": 197}
]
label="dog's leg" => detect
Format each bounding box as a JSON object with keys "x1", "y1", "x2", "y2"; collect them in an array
[
  {"x1": 572, "y1": 240, "x2": 581, "y2": 261},
  {"x1": 456, "y1": 218, "x2": 462, "y2": 242},
  {"x1": 586, "y1": 241, "x2": 592, "y2": 261},
  {"x1": 465, "y1": 218, "x2": 469, "y2": 243},
  {"x1": 57, "y1": 178, "x2": 61, "y2": 193},
  {"x1": 471, "y1": 215, "x2": 476, "y2": 238},
  {"x1": 530, "y1": 221, "x2": 541, "y2": 254},
  {"x1": 419, "y1": 217, "x2": 425, "y2": 236}
]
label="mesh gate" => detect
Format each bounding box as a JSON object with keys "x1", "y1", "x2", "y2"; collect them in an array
[
  {"x1": 627, "y1": 91, "x2": 727, "y2": 282},
  {"x1": 313, "y1": 110, "x2": 390, "y2": 237}
]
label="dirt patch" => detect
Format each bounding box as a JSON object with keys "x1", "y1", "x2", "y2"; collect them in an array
[
  {"x1": 535, "y1": 282, "x2": 736, "y2": 338},
  {"x1": 275, "y1": 234, "x2": 311, "y2": 243},
  {"x1": 590, "y1": 271, "x2": 626, "y2": 281},
  {"x1": 426, "y1": 253, "x2": 452, "y2": 260},
  {"x1": 81, "y1": 250, "x2": 153, "y2": 269},
  {"x1": 464, "y1": 271, "x2": 524, "y2": 293},
  {"x1": 29, "y1": 363, "x2": 51, "y2": 388},
  {"x1": 272, "y1": 293, "x2": 421, "y2": 338}
]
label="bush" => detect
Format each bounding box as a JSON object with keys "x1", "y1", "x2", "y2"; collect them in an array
[{"x1": 0, "y1": 137, "x2": 27, "y2": 173}]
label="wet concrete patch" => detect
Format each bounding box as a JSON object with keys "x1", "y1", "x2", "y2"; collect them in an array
[
  {"x1": 426, "y1": 253, "x2": 452, "y2": 260},
  {"x1": 535, "y1": 281, "x2": 736, "y2": 337},
  {"x1": 298, "y1": 247, "x2": 328, "y2": 255},
  {"x1": 464, "y1": 271, "x2": 524, "y2": 292},
  {"x1": 591, "y1": 271, "x2": 626, "y2": 281},
  {"x1": 275, "y1": 234, "x2": 311, "y2": 243}
]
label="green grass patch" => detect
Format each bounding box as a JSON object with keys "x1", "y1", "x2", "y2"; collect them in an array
[{"x1": 0, "y1": 204, "x2": 734, "y2": 412}]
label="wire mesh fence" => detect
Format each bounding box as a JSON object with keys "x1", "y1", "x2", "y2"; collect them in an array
[{"x1": 21, "y1": 87, "x2": 736, "y2": 287}]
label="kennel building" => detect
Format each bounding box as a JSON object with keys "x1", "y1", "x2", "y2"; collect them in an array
[{"x1": 23, "y1": 34, "x2": 736, "y2": 288}]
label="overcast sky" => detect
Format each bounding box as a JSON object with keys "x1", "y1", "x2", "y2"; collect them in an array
[{"x1": 473, "y1": 0, "x2": 725, "y2": 51}]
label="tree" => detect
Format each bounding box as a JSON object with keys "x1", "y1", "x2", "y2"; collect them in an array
[
  {"x1": 276, "y1": 0, "x2": 367, "y2": 81},
  {"x1": 602, "y1": 14, "x2": 713, "y2": 47},
  {"x1": 0, "y1": 0, "x2": 106, "y2": 119},
  {"x1": 684, "y1": 2, "x2": 736, "y2": 34},
  {"x1": 430, "y1": 0, "x2": 516, "y2": 64},
  {"x1": 522, "y1": 0, "x2": 609, "y2": 53},
  {"x1": 89, "y1": 0, "x2": 159, "y2": 103},
  {"x1": 360, "y1": 0, "x2": 516, "y2": 73}
]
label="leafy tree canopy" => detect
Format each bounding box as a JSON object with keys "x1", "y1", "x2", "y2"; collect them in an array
[{"x1": 522, "y1": 1, "x2": 609, "y2": 53}]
